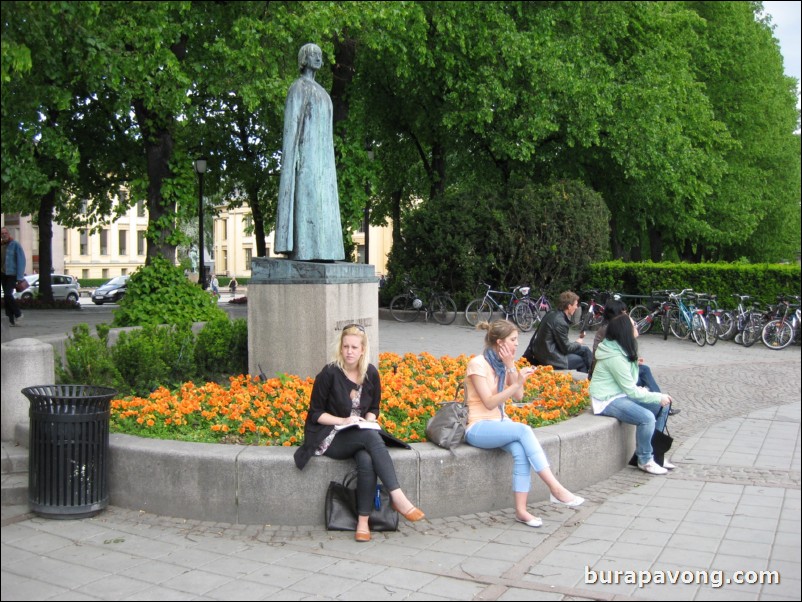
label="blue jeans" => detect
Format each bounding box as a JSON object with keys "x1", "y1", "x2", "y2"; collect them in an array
[
  {"x1": 568, "y1": 346, "x2": 593, "y2": 373},
  {"x1": 637, "y1": 364, "x2": 660, "y2": 392},
  {"x1": 600, "y1": 396, "x2": 668, "y2": 465},
  {"x1": 465, "y1": 420, "x2": 549, "y2": 493}
]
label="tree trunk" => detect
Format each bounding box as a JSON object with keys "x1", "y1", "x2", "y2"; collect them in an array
[
  {"x1": 391, "y1": 188, "x2": 403, "y2": 249},
  {"x1": 331, "y1": 33, "x2": 356, "y2": 129},
  {"x1": 648, "y1": 226, "x2": 663, "y2": 261},
  {"x1": 249, "y1": 182, "x2": 267, "y2": 257},
  {"x1": 430, "y1": 142, "x2": 446, "y2": 200},
  {"x1": 133, "y1": 100, "x2": 177, "y2": 265},
  {"x1": 35, "y1": 189, "x2": 56, "y2": 302}
]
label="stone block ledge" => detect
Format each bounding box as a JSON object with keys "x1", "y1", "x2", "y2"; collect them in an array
[{"x1": 15, "y1": 413, "x2": 634, "y2": 525}]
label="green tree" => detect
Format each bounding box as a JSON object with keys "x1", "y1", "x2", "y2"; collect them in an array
[{"x1": 1, "y1": 1, "x2": 135, "y2": 299}]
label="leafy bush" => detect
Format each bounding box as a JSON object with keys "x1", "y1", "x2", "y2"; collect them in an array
[
  {"x1": 385, "y1": 179, "x2": 611, "y2": 307},
  {"x1": 56, "y1": 324, "x2": 125, "y2": 391},
  {"x1": 587, "y1": 261, "x2": 801, "y2": 306},
  {"x1": 113, "y1": 256, "x2": 226, "y2": 327},
  {"x1": 195, "y1": 317, "x2": 248, "y2": 378},
  {"x1": 111, "y1": 324, "x2": 197, "y2": 396}
]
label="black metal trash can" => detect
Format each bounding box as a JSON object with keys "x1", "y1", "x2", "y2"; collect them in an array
[{"x1": 21, "y1": 385, "x2": 117, "y2": 519}]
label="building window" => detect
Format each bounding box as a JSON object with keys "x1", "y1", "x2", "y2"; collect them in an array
[
  {"x1": 82, "y1": 269, "x2": 89, "y2": 280},
  {"x1": 118, "y1": 187, "x2": 128, "y2": 204},
  {"x1": 80, "y1": 230, "x2": 89, "y2": 255},
  {"x1": 137, "y1": 200, "x2": 146, "y2": 218},
  {"x1": 223, "y1": 250, "x2": 228, "y2": 273},
  {"x1": 100, "y1": 229, "x2": 109, "y2": 255},
  {"x1": 102, "y1": 268, "x2": 109, "y2": 278},
  {"x1": 63, "y1": 230, "x2": 68, "y2": 254},
  {"x1": 121, "y1": 268, "x2": 128, "y2": 276},
  {"x1": 244, "y1": 215, "x2": 253, "y2": 231},
  {"x1": 137, "y1": 231, "x2": 146, "y2": 255},
  {"x1": 245, "y1": 248, "x2": 253, "y2": 271},
  {"x1": 222, "y1": 220, "x2": 227, "y2": 241},
  {"x1": 118, "y1": 230, "x2": 127, "y2": 255}
]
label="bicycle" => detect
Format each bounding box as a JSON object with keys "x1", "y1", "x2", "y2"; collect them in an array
[
  {"x1": 761, "y1": 295, "x2": 800, "y2": 350},
  {"x1": 722, "y1": 294, "x2": 765, "y2": 347},
  {"x1": 666, "y1": 289, "x2": 707, "y2": 346},
  {"x1": 629, "y1": 291, "x2": 673, "y2": 340},
  {"x1": 514, "y1": 288, "x2": 552, "y2": 331},
  {"x1": 389, "y1": 281, "x2": 457, "y2": 325},
  {"x1": 579, "y1": 290, "x2": 616, "y2": 333},
  {"x1": 696, "y1": 293, "x2": 721, "y2": 346},
  {"x1": 464, "y1": 282, "x2": 533, "y2": 329}
]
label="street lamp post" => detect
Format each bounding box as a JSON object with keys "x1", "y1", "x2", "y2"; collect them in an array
[{"x1": 194, "y1": 158, "x2": 207, "y2": 289}]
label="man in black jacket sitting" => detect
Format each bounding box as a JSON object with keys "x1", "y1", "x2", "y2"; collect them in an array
[{"x1": 522, "y1": 291, "x2": 593, "y2": 373}]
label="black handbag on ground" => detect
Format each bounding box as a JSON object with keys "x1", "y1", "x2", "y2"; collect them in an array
[
  {"x1": 325, "y1": 470, "x2": 398, "y2": 532},
  {"x1": 628, "y1": 407, "x2": 674, "y2": 467},
  {"x1": 425, "y1": 383, "x2": 468, "y2": 450}
]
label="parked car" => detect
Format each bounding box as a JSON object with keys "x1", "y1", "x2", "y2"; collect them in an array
[
  {"x1": 13, "y1": 274, "x2": 81, "y2": 303},
  {"x1": 91, "y1": 275, "x2": 130, "y2": 305}
]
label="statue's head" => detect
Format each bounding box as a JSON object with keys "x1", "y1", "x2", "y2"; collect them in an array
[{"x1": 298, "y1": 43, "x2": 323, "y2": 72}]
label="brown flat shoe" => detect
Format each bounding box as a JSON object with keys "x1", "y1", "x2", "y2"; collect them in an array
[
  {"x1": 354, "y1": 529, "x2": 371, "y2": 542},
  {"x1": 392, "y1": 502, "x2": 425, "y2": 522}
]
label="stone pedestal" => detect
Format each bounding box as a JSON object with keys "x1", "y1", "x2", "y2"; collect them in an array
[
  {"x1": 248, "y1": 259, "x2": 378, "y2": 380},
  {"x1": 1, "y1": 338, "x2": 55, "y2": 441}
]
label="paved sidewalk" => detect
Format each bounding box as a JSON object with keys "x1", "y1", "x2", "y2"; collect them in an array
[{"x1": 2, "y1": 320, "x2": 800, "y2": 600}]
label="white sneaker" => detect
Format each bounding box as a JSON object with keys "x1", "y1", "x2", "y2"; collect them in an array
[
  {"x1": 662, "y1": 460, "x2": 676, "y2": 470},
  {"x1": 638, "y1": 459, "x2": 668, "y2": 475}
]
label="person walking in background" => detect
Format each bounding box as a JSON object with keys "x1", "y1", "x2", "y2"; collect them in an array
[
  {"x1": 465, "y1": 320, "x2": 585, "y2": 528},
  {"x1": 1, "y1": 226, "x2": 25, "y2": 327},
  {"x1": 210, "y1": 275, "x2": 219, "y2": 297},
  {"x1": 522, "y1": 291, "x2": 592, "y2": 373},
  {"x1": 229, "y1": 277, "x2": 238, "y2": 297}
]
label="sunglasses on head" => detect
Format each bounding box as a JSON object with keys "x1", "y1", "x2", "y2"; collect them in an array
[{"x1": 343, "y1": 323, "x2": 366, "y2": 333}]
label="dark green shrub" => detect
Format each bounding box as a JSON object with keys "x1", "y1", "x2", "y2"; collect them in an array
[
  {"x1": 195, "y1": 317, "x2": 249, "y2": 378},
  {"x1": 586, "y1": 261, "x2": 801, "y2": 306},
  {"x1": 113, "y1": 256, "x2": 226, "y2": 327},
  {"x1": 386, "y1": 179, "x2": 611, "y2": 307},
  {"x1": 111, "y1": 324, "x2": 197, "y2": 396},
  {"x1": 56, "y1": 324, "x2": 125, "y2": 391}
]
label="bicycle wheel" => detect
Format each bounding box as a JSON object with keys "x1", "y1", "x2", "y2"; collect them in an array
[
  {"x1": 717, "y1": 311, "x2": 736, "y2": 340},
  {"x1": 761, "y1": 319, "x2": 793, "y2": 350},
  {"x1": 465, "y1": 298, "x2": 492, "y2": 326},
  {"x1": 390, "y1": 294, "x2": 420, "y2": 322},
  {"x1": 514, "y1": 301, "x2": 535, "y2": 331},
  {"x1": 705, "y1": 315, "x2": 719, "y2": 345},
  {"x1": 668, "y1": 308, "x2": 689, "y2": 339},
  {"x1": 741, "y1": 317, "x2": 762, "y2": 348},
  {"x1": 430, "y1": 294, "x2": 457, "y2": 325},
  {"x1": 691, "y1": 313, "x2": 706, "y2": 347},
  {"x1": 629, "y1": 305, "x2": 652, "y2": 334}
]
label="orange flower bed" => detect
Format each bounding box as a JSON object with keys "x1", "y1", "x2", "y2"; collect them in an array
[{"x1": 110, "y1": 353, "x2": 589, "y2": 445}]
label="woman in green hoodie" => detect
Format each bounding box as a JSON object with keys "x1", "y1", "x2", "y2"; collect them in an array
[{"x1": 589, "y1": 313, "x2": 673, "y2": 475}]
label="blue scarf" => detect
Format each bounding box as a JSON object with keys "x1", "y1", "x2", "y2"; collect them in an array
[{"x1": 483, "y1": 349, "x2": 506, "y2": 393}]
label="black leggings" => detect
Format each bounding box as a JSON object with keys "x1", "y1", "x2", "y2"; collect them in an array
[{"x1": 324, "y1": 428, "x2": 400, "y2": 516}]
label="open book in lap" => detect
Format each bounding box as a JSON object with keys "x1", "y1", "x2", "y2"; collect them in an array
[{"x1": 334, "y1": 420, "x2": 381, "y2": 431}]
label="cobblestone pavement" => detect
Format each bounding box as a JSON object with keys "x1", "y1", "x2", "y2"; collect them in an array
[{"x1": 2, "y1": 319, "x2": 800, "y2": 601}]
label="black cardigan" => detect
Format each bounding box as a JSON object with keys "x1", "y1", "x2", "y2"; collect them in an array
[{"x1": 293, "y1": 363, "x2": 409, "y2": 470}]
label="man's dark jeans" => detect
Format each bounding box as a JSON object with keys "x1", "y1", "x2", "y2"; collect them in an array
[{"x1": 1, "y1": 275, "x2": 22, "y2": 323}]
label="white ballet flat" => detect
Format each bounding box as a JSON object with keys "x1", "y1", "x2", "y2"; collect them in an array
[
  {"x1": 515, "y1": 516, "x2": 543, "y2": 528},
  {"x1": 550, "y1": 493, "x2": 585, "y2": 507}
]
